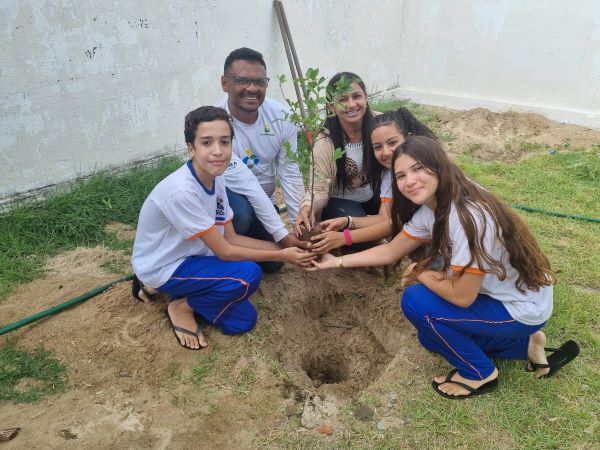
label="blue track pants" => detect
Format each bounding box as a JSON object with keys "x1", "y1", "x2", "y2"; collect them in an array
[
  {"x1": 158, "y1": 256, "x2": 262, "y2": 335},
  {"x1": 401, "y1": 283, "x2": 545, "y2": 380}
]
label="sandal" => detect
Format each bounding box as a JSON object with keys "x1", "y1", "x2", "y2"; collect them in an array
[
  {"x1": 526, "y1": 340, "x2": 580, "y2": 378},
  {"x1": 166, "y1": 310, "x2": 207, "y2": 351},
  {"x1": 131, "y1": 275, "x2": 156, "y2": 302},
  {"x1": 432, "y1": 368, "x2": 499, "y2": 400}
]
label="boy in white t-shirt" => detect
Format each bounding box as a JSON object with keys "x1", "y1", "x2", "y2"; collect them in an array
[{"x1": 131, "y1": 107, "x2": 315, "y2": 350}]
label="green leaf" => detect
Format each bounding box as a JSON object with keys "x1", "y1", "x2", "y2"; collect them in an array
[{"x1": 333, "y1": 147, "x2": 346, "y2": 160}]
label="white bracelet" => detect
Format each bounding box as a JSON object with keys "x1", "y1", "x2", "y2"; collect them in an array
[
  {"x1": 348, "y1": 216, "x2": 354, "y2": 230},
  {"x1": 337, "y1": 256, "x2": 344, "y2": 268}
]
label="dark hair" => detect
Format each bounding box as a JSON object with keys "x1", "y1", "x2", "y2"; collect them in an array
[
  {"x1": 367, "y1": 107, "x2": 437, "y2": 193},
  {"x1": 323, "y1": 72, "x2": 372, "y2": 191},
  {"x1": 224, "y1": 47, "x2": 266, "y2": 73},
  {"x1": 390, "y1": 135, "x2": 555, "y2": 292},
  {"x1": 184, "y1": 106, "x2": 234, "y2": 144}
]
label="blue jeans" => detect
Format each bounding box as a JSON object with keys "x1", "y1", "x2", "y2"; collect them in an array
[
  {"x1": 322, "y1": 195, "x2": 381, "y2": 252},
  {"x1": 321, "y1": 195, "x2": 381, "y2": 220},
  {"x1": 226, "y1": 188, "x2": 283, "y2": 274}
]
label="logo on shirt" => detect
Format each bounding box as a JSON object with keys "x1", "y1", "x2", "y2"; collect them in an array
[
  {"x1": 242, "y1": 148, "x2": 260, "y2": 170},
  {"x1": 216, "y1": 195, "x2": 226, "y2": 221},
  {"x1": 260, "y1": 122, "x2": 275, "y2": 137}
]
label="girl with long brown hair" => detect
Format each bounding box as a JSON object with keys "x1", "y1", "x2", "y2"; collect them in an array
[{"x1": 309, "y1": 135, "x2": 579, "y2": 399}]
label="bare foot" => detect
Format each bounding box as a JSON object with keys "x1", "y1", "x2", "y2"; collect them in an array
[
  {"x1": 167, "y1": 299, "x2": 208, "y2": 349},
  {"x1": 138, "y1": 286, "x2": 158, "y2": 303},
  {"x1": 527, "y1": 330, "x2": 550, "y2": 378},
  {"x1": 433, "y1": 368, "x2": 499, "y2": 397}
]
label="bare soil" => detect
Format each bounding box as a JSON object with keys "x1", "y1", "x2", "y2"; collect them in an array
[{"x1": 1, "y1": 107, "x2": 599, "y2": 449}]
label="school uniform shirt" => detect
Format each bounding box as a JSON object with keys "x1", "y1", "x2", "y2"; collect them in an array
[
  {"x1": 132, "y1": 161, "x2": 233, "y2": 289},
  {"x1": 401, "y1": 203, "x2": 553, "y2": 326},
  {"x1": 214, "y1": 96, "x2": 305, "y2": 222},
  {"x1": 380, "y1": 169, "x2": 393, "y2": 204},
  {"x1": 224, "y1": 154, "x2": 289, "y2": 242}
]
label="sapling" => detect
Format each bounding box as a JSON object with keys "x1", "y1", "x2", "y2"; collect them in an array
[{"x1": 278, "y1": 68, "x2": 352, "y2": 239}]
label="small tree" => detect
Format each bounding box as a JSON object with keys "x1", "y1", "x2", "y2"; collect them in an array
[{"x1": 278, "y1": 68, "x2": 352, "y2": 233}]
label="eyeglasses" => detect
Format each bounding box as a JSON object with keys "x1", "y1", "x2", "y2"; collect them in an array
[{"x1": 224, "y1": 75, "x2": 270, "y2": 88}]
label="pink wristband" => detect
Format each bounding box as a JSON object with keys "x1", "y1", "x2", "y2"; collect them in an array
[{"x1": 343, "y1": 228, "x2": 353, "y2": 246}]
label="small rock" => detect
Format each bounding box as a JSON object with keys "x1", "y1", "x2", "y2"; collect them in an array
[
  {"x1": 377, "y1": 417, "x2": 406, "y2": 430},
  {"x1": 300, "y1": 395, "x2": 338, "y2": 429},
  {"x1": 316, "y1": 425, "x2": 333, "y2": 435},
  {"x1": 313, "y1": 379, "x2": 322, "y2": 388},
  {"x1": 388, "y1": 393, "x2": 398, "y2": 405},
  {"x1": 0, "y1": 428, "x2": 21, "y2": 442},
  {"x1": 58, "y1": 429, "x2": 77, "y2": 440},
  {"x1": 118, "y1": 369, "x2": 131, "y2": 377},
  {"x1": 354, "y1": 403, "x2": 374, "y2": 421}
]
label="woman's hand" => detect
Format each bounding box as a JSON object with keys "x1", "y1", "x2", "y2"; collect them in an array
[
  {"x1": 280, "y1": 247, "x2": 316, "y2": 267},
  {"x1": 306, "y1": 252, "x2": 338, "y2": 271},
  {"x1": 311, "y1": 231, "x2": 345, "y2": 254},
  {"x1": 294, "y1": 206, "x2": 315, "y2": 237},
  {"x1": 400, "y1": 262, "x2": 419, "y2": 287},
  {"x1": 319, "y1": 216, "x2": 348, "y2": 232}
]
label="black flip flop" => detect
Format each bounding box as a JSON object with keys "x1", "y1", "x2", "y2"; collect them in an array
[
  {"x1": 166, "y1": 310, "x2": 207, "y2": 351},
  {"x1": 526, "y1": 340, "x2": 580, "y2": 378},
  {"x1": 131, "y1": 275, "x2": 156, "y2": 302},
  {"x1": 432, "y1": 368, "x2": 499, "y2": 400}
]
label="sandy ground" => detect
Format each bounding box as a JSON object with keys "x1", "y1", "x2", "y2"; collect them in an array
[{"x1": 0, "y1": 107, "x2": 599, "y2": 448}]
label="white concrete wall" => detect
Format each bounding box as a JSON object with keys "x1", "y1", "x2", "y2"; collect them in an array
[
  {"x1": 1, "y1": 0, "x2": 599, "y2": 200},
  {"x1": 390, "y1": 0, "x2": 600, "y2": 129}
]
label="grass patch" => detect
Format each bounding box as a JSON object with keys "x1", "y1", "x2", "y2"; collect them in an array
[
  {"x1": 0, "y1": 156, "x2": 184, "y2": 299},
  {"x1": 190, "y1": 349, "x2": 221, "y2": 385},
  {"x1": 0, "y1": 343, "x2": 67, "y2": 403}
]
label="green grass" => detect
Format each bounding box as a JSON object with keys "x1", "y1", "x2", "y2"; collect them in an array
[
  {"x1": 0, "y1": 156, "x2": 184, "y2": 299},
  {"x1": 0, "y1": 342, "x2": 67, "y2": 402},
  {"x1": 0, "y1": 101, "x2": 599, "y2": 445}
]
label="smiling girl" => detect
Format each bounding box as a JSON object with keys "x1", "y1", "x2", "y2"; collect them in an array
[
  {"x1": 310, "y1": 108, "x2": 436, "y2": 254},
  {"x1": 309, "y1": 135, "x2": 579, "y2": 398}
]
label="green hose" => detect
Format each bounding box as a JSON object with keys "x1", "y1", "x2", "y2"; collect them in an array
[
  {"x1": 511, "y1": 204, "x2": 600, "y2": 223},
  {"x1": 1, "y1": 202, "x2": 598, "y2": 337},
  {"x1": 0, "y1": 273, "x2": 134, "y2": 336}
]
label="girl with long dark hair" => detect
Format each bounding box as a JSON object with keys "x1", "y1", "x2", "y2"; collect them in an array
[
  {"x1": 309, "y1": 135, "x2": 579, "y2": 399},
  {"x1": 294, "y1": 72, "x2": 379, "y2": 236}
]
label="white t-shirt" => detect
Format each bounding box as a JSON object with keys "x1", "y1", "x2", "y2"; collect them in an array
[
  {"x1": 402, "y1": 203, "x2": 553, "y2": 325},
  {"x1": 380, "y1": 169, "x2": 393, "y2": 204},
  {"x1": 214, "y1": 96, "x2": 305, "y2": 222},
  {"x1": 132, "y1": 161, "x2": 233, "y2": 288},
  {"x1": 330, "y1": 142, "x2": 373, "y2": 203},
  {"x1": 224, "y1": 154, "x2": 288, "y2": 242}
]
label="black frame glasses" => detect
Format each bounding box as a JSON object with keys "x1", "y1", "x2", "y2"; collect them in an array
[{"x1": 224, "y1": 75, "x2": 270, "y2": 88}]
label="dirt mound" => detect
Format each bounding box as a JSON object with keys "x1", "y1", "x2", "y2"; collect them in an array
[
  {"x1": 437, "y1": 108, "x2": 600, "y2": 161},
  {"x1": 0, "y1": 247, "x2": 430, "y2": 448}
]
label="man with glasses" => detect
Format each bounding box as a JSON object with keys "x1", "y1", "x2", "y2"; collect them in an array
[{"x1": 215, "y1": 47, "x2": 307, "y2": 273}]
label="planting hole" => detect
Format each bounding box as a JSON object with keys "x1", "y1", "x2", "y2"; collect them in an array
[{"x1": 302, "y1": 353, "x2": 349, "y2": 384}]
